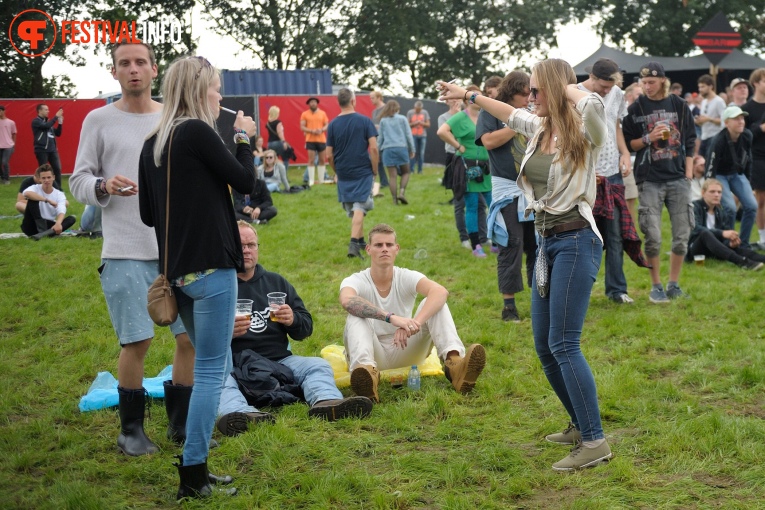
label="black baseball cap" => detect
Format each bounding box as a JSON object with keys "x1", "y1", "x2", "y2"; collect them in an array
[
  {"x1": 639, "y1": 62, "x2": 666, "y2": 78},
  {"x1": 585, "y1": 59, "x2": 621, "y2": 81},
  {"x1": 306, "y1": 97, "x2": 320, "y2": 105}
]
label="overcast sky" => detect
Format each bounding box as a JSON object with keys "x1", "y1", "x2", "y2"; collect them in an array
[{"x1": 42, "y1": 10, "x2": 606, "y2": 98}]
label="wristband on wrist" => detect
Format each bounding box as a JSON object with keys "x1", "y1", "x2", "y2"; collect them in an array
[
  {"x1": 642, "y1": 133, "x2": 650, "y2": 146},
  {"x1": 463, "y1": 90, "x2": 469, "y2": 101},
  {"x1": 385, "y1": 312, "x2": 394, "y2": 323},
  {"x1": 468, "y1": 92, "x2": 479, "y2": 105},
  {"x1": 234, "y1": 132, "x2": 250, "y2": 144}
]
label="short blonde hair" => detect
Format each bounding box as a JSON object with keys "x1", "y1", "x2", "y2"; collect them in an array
[
  {"x1": 268, "y1": 106, "x2": 280, "y2": 122},
  {"x1": 368, "y1": 223, "x2": 397, "y2": 243},
  {"x1": 237, "y1": 219, "x2": 257, "y2": 235},
  {"x1": 702, "y1": 178, "x2": 722, "y2": 193}
]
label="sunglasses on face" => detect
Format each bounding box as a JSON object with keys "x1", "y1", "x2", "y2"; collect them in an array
[
  {"x1": 265, "y1": 156, "x2": 274, "y2": 159},
  {"x1": 530, "y1": 88, "x2": 539, "y2": 100}
]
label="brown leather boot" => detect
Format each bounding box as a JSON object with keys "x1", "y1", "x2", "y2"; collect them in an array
[
  {"x1": 443, "y1": 344, "x2": 486, "y2": 394},
  {"x1": 350, "y1": 365, "x2": 380, "y2": 402}
]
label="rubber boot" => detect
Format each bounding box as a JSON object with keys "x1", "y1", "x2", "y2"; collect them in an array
[
  {"x1": 164, "y1": 380, "x2": 191, "y2": 445},
  {"x1": 117, "y1": 387, "x2": 159, "y2": 456},
  {"x1": 175, "y1": 456, "x2": 237, "y2": 500}
]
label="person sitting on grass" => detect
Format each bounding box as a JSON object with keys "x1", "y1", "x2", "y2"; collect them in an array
[
  {"x1": 216, "y1": 220, "x2": 373, "y2": 436},
  {"x1": 257, "y1": 149, "x2": 290, "y2": 193},
  {"x1": 20, "y1": 163, "x2": 75, "y2": 240},
  {"x1": 688, "y1": 178, "x2": 765, "y2": 270},
  {"x1": 339, "y1": 223, "x2": 486, "y2": 402},
  {"x1": 232, "y1": 176, "x2": 277, "y2": 225},
  {"x1": 16, "y1": 169, "x2": 64, "y2": 214}
]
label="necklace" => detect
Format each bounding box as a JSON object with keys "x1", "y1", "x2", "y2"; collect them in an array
[{"x1": 372, "y1": 276, "x2": 391, "y2": 294}]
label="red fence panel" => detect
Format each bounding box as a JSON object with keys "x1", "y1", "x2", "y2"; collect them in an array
[
  {"x1": 258, "y1": 95, "x2": 374, "y2": 165},
  {"x1": 0, "y1": 98, "x2": 106, "y2": 177}
]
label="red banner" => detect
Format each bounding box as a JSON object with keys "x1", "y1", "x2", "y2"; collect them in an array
[
  {"x1": 258, "y1": 95, "x2": 374, "y2": 164},
  {"x1": 1, "y1": 98, "x2": 106, "y2": 177}
]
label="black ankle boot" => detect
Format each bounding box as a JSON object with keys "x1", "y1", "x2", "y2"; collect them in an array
[
  {"x1": 163, "y1": 380, "x2": 191, "y2": 445},
  {"x1": 117, "y1": 387, "x2": 158, "y2": 456},
  {"x1": 175, "y1": 457, "x2": 237, "y2": 500}
]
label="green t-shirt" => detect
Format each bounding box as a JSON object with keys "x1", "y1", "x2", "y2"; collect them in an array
[
  {"x1": 446, "y1": 112, "x2": 488, "y2": 161},
  {"x1": 447, "y1": 111, "x2": 491, "y2": 192}
]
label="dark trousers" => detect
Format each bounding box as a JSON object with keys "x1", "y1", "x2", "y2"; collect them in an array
[
  {"x1": 235, "y1": 205, "x2": 277, "y2": 223},
  {"x1": 21, "y1": 200, "x2": 75, "y2": 236},
  {"x1": 498, "y1": 200, "x2": 537, "y2": 293},
  {"x1": 35, "y1": 151, "x2": 62, "y2": 188},
  {"x1": 688, "y1": 230, "x2": 765, "y2": 264}
]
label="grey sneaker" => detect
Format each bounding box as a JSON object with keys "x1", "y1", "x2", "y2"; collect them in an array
[
  {"x1": 308, "y1": 396, "x2": 373, "y2": 421},
  {"x1": 216, "y1": 412, "x2": 275, "y2": 437},
  {"x1": 545, "y1": 422, "x2": 582, "y2": 445},
  {"x1": 751, "y1": 241, "x2": 765, "y2": 251},
  {"x1": 611, "y1": 293, "x2": 634, "y2": 304},
  {"x1": 739, "y1": 258, "x2": 764, "y2": 271},
  {"x1": 649, "y1": 286, "x2": 670, "y2": 304},
  {"x1": 666, "y1": 285, "x2": 689, "y2": 300},
  {"x1": 552, "y1": 440, "x2": 613, "y2": 471},
  {"x1": 502, "y1": 304, "x2": 521, "y2": 322}
]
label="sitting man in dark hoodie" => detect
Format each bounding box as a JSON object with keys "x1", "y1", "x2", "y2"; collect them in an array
[
  {"x1": 231, "y1": 176, "x2": 278, "y2": 225},
  {"x1": 687, "y1": 178, "x2": 765, "y2": 270},
  {"x1": 216, "y1": 221, "x2": 373, "y2": 436}
]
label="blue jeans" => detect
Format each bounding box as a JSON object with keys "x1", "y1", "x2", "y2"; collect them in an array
[
  {"x1": 80, "y1": 204, "x2": 102, "y2": 231},
  {"x1": 604, "y1": 174, "x2": 627, "y2": 298},
  {"x1": 465, "y1": 191, "x2": 492, "y2": 235},
  {"x1": 716, "y1": 173, "x2": 756, "y2": 246},
  {"x1": 410, "y1": 135, "x2": 426, "y2": 174},
  {"x1": 175, "y1": 268, "x2": 237, "y2": 465},
  {"x1": 218, "y1": 354, "x2": 342, "y2": 416},
  {"x1": 531, "y1": 227, "x2": 605, "y2": 441}
]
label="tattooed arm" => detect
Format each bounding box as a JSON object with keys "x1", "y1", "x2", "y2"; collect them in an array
[
  {"x1": 339, "y1": 286, "x2": 423, "y2": 348},
  {"x1": 339, "y1": 288, "x2": 388, "y2": 320}
]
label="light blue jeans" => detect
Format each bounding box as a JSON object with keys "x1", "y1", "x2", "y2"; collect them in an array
[
  {"x1": 465, "y1": 191, "x2": 492, "y2": 235},
  {"x1": 175, "y1": 268, "x2": 237, "y2": 465},
  {"x1": 532, "y1": 227, "x2": 605, "y2": 441},
  {"x1": 716, "y1": 173, "x2": 756, "y2": 246},
  {"x1": 218, "y1": 354, "x2": 342, "y2": 416},
  {"x1": 80, "y1": 204, "x2": 102, "y2": 231},
  {"x1": 410, "y1": 135, "x2": 427, "y2": 174}
]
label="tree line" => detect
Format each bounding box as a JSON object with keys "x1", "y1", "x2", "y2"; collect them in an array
[{"x1": 2, "y1": 0, "x2": 762, "y2": 99}]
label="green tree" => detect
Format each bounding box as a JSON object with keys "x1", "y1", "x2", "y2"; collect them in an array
[
  {"x1": 202, "y1": 0, "x2": 346, "y2": 69},
  {"x1": 587, "y1": 0, "x2": 765, "y2": 57},
  {"x1": 1, "y1": 1, "x2": 83, "y2": 97}
]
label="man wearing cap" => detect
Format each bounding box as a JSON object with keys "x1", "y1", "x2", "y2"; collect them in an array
[
  {"x1": 695, "y1": 74, "x2": 726, "y2": 158},
  {"x1": 300, "y1": 97, "x2": 330, "y2": 186},
  {"x1": 705, "y1": 106, "x2": 755, "y2": 246},
  {"x1": 0, "y1": 105, "x2": 16, "y2": 185},
  {"x1": 742, "y1": 68, "x2": 765, "y2": 249},
  {"x1": 623, "y1": 61, "x2": 696, "y2": 303},
  {"x1": 578, "y1": 59, "x2": 635, "y2": 304},
  {"x1": 728, "y1": 78, "x2": 751, "y2": 107}
]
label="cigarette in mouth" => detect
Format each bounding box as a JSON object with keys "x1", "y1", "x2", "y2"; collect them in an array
[{"x1": 219, "y1": 106, "x2": 237, "y2": 114}]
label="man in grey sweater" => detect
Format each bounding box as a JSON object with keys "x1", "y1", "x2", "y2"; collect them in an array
[{"x1": 70, "y1": 43, "x2": 194, "y2": 457}]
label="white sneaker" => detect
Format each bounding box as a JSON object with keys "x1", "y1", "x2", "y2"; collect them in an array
[
  {"x1": 612, "y1": 293, "x2": 634, "y2": 304},
  {"x1": 461, "y1": 240, "x2": 472, "y2": 250}
]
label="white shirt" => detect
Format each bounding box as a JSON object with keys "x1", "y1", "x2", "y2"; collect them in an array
[
  {"x1": 23, "y1": 184, "x2": 67, "y2": 221},
  {"x1": 577, "y1": 84, "x2": 627, "y2": 177}
]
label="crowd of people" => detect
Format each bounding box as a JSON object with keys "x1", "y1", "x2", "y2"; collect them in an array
[{"x1": 5, "y1": 39, "x2": 765, "y2": 499}]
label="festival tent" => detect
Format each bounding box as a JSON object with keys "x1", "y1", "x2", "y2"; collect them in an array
[{"x1": 573, "y1": 44, "x2": 765, "y2": 92}]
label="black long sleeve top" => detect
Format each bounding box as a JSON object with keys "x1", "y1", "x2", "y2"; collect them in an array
[{"x1": 139, "y1": 119, "x2": 255, "y2": 280}]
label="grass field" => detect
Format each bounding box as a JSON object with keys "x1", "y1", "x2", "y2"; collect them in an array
[{"x1": 1, "y1": 166, "x2": 765, "y2": 509}]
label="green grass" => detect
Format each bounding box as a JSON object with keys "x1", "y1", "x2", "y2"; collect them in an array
[{"x1": 2, "y1": 167, "x2": 765, "y2": 509}]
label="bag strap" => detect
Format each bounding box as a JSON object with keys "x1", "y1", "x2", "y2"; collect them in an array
[{"x1": 162, "y1": 127, "x2": 176, "y2": 278}]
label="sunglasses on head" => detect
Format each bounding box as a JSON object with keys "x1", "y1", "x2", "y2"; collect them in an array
[{"x1": 188, "y1": 56, "x2": 211, "y2": 79}]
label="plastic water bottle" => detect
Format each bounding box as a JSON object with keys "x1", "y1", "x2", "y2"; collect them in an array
[{"x1": 407, "y1": 365, "x2": 421, "y2": 391}]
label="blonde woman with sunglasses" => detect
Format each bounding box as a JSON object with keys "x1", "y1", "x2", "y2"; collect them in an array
[
  {"x1": 438, "y1": 59, "x2": 612, "y2": 472},
  {"x1": 139, "y1": 55, "x2": 256, "y2": 500}
]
